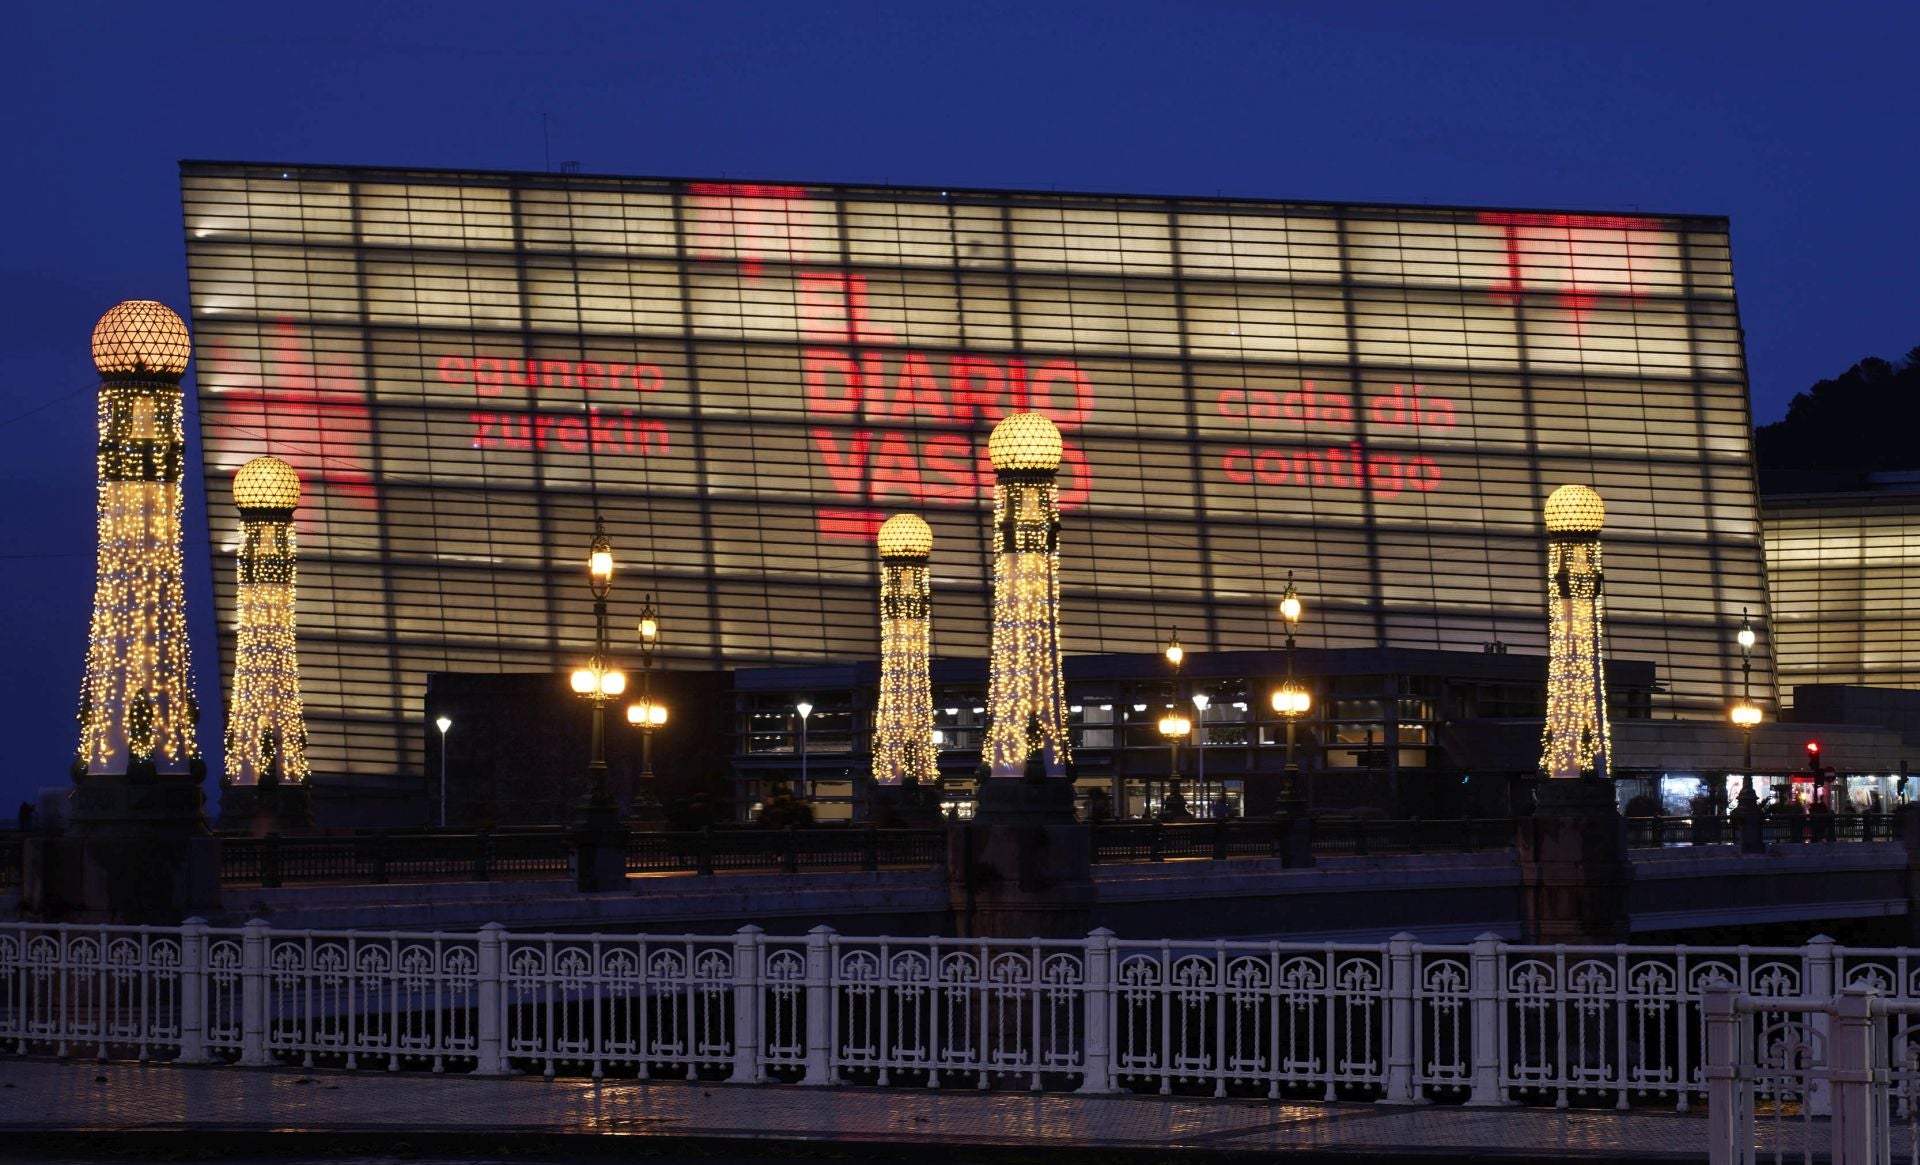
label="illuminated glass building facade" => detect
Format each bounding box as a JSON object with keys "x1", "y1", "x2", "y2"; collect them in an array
[
  {"x1": 182, "y1": 162, "x2": 1775, "y2": 794},
  {"x1": 1764, "y1": 480, "x2": 1920, "y2": 703}
]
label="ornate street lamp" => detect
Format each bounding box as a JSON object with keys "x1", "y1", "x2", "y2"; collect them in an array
[
  {"x1": 1273, "y1": 573, "x2": 1309, "y2": 812},
  {"x1": 627, "y1": 594, "x2": 666, "y2": 823},
  {"x1": 1157, "y1": 711, "x2": 1192, "y2": 819},
  {"x1": 569, "y1": 516, "x2": 624, "y2": 818}
]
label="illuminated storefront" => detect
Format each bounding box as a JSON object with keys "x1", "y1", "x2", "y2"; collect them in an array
[{"x1": 182, "y1": 163, "x2": 1775, "y2": 793}]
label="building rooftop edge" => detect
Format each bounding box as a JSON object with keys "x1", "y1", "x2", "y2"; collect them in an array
[{"x1": 177, "y1": 159, "x2": 1731, "y2": 227}]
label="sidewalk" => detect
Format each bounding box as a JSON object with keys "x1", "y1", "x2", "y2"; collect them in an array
[{"x1": 0, "y1": 1057, "x2": 1734, "y2": 1161}]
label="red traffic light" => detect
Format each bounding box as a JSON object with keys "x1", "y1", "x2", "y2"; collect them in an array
[{"x1": 1806, "y1": 741, "x2": 1821, "y2": 756}]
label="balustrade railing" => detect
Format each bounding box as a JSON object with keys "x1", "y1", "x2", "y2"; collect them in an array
[
  {"x1": 1624, "y1": 813, "x2": 1899, "y2": 849},
  {"x1": 219, "y1": 830, "x2": 573, "y2": 887},
  {"x1": 625, "y1": 827, "x2": 945, "y2": 876},
  {"x1": 10, "y1": 919, "x2": 1920, "y2": 1112},
  {"x1": 204, "y1": 813, "x2": 1908, "y2": 888}
]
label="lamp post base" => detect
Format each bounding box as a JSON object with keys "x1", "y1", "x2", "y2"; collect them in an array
[
  {"x1": 25, "y1": 767, "x2": 219, "y2": 923},
  {"x1": 1518, "y1": 777, "x2": 1631, "y2": 944}
]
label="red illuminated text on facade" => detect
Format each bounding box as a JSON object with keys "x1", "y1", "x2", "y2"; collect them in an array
[
  {"x1": 805, "y1": 349, "x2": 1093, "y2": 427},
  {"x1": 1216, "y1": 382, "x2": 1457, "y2": 431},
  {"x1": 469, "y1": 408, "x2": 668, "y2": 455},
  {"x1": 1479, "y1": 210, "x2": 1663, "y2": 322},
  {"x1": 1222, "y1": 445, "x2": 1442, "y2": 497},
  {"x1": 688, "y1": 182, "x2": 816, "y2": 280},
  {"x1": 438, "y1": 356, "x2": 664, "y2": 395},
  {"x1": 814, "y1": 428, "x2": 1090, "y2": 511}
]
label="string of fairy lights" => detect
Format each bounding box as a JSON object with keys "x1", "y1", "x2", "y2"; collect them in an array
[
  {"x1": 1539, "y1": 485, "x2": 1612, "y2": 779},
  {"x1": 982, "y1": 413, "x2": 1072, "y2": 775},
  {"x1": 226, "y1": 456, "x2": 310, "y2": 786},
  {"x1": 75, "y1": 302, "x2": 202, "y2": 776},
  {"x1": 873, "y1": 514, "x2": 936, "y2": 786}
]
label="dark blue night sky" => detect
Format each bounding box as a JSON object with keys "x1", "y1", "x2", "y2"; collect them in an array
[{"x1": 4, "y1": 2, "x2": 1915, "y2": 813}]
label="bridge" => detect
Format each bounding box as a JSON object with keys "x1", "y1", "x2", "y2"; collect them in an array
[{"x1": 12, "y1": 813, "x2": 1916, "y2": 941}]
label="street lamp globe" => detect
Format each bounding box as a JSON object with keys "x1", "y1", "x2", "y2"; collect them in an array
[
  {"x1": 435, "y1": 715, "x2": 452, "y2": 735},
  {"x1": 1731, "y1": 702, "x2": 1762, "y2": 728},
  {"x1": 1164, "y1": 631, "x2": 1183, "y2": 669},
  {"x1": 627, "y1": 700, "x2": 667, "y2": 727},
  {"x1": 1272, "y1": 684, "x2": 1311, "y2": 716},
  {"x1": 587, "y1": 523, "x2": 614, "y2": 598},
  {"x1": 570, "y1": 668, "x2": 596, "y2": 694},
  {"x1": 1158, "y1": 713, "x2": 1192, "y2": 739},
  {"x1": 598, "y1": 670, "x2": 626, "y2": 698}
]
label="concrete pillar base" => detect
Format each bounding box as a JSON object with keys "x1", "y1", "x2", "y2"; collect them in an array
[
  {"x1": 948, "y1": 778, "x2": 1094, "y2": 938},
  {"x1": 1517, "y1": 777, "x2": 1632, "y2": 944}
]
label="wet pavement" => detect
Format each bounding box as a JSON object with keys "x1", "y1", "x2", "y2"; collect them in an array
[{"x1": 0, "y1": 1056, "x2": 1784, "y2": 1161}]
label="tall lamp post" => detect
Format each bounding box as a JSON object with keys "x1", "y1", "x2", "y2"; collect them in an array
[
  {"x1": 1192, "y1": 693, "x2": 1211, "y2": 813},
  {"x1": 795, "y1": 701, "x2": 814, "y2": 799},
  {"x1": 569, "y1": 517, "x2": 625, "y2": 820},
  {"x1": 626, "y1": 596, "x2": 666, "y2": 824},
  {"x1": 1272, "y1": 574, "x2": 1309, "y2": 813},
  {"x1": 1732, "y1": 609, "x2": 1763, "y2": 852},
  {"x1": 435, "y1": 715, "x2": 451, "y2": 828}
]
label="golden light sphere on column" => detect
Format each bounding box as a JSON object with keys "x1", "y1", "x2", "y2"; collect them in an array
[
  {"x1": 75, "y1": 299, "x2": 202, "y2": 777},
  {"x1": 876, "y1": 512, "x2": 933, "y2": 559},
  {"x1": 982, "y1": 412, "x2": 1070, "y2": 778},
  {"x1": 1544, "y1": 484, "x2": 1605, "y2": 534},
  {"x1": 233, "y1": 456, "x2": 302, "y2": 511},
  {"x1": 987, "y1": 411, "x2": 1063, "y2": 471},
  {"x1": 1540, "y1": 483, "x2": 1612, "y2": 779},
  {"x1": 226, "y1": 457, "x2": 310, "y2": 787},
  {"x1": 873, "y1": 513, "x2": 937, "y2": 786},
  {"x1": 90, "y1": 300, "x2": 193, "y2": 379}
]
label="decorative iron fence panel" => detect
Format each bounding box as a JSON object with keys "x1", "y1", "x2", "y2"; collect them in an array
[{"x1": 12, "y1": 918, "x2": 1920, "y2": 1119}]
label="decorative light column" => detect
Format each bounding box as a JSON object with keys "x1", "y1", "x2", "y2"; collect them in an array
[
  {"x1": 1539, "y1": 485, "x2": 1612, "y2": 780},
  {"x1": 982, "y1": 413, "x2": 1070, "y2": 778},
  {"x1": 873, "y1": 514, "x2": 937, "y2": 787},
  {"x1": 75, "y1": 301, "x2": 202, "y2": 785},
  {"x1": 224, "y1": 457, "x2": 309, "y2": 795}
]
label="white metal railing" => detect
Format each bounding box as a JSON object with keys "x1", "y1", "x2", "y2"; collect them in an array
[
  {"x1": 7, "y1": 920, "x2": 1920, "y2": 1110},
  {"x1": 1707, "y1": 987, "x2": 1920, "y2": 1165}
]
